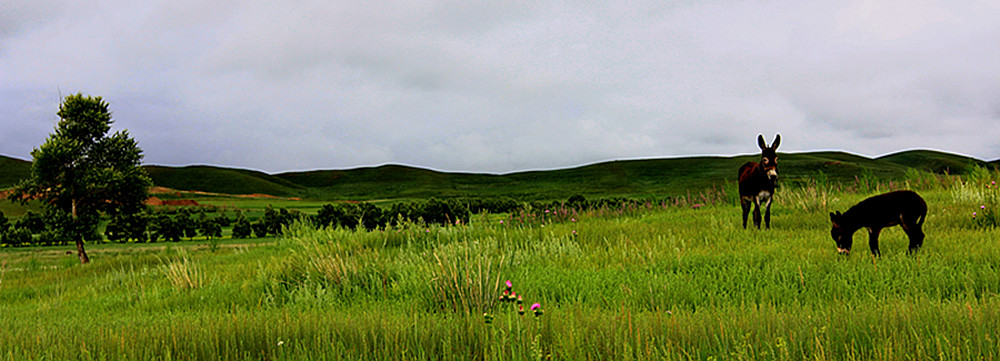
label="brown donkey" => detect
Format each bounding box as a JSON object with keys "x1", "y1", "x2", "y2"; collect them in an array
[
  {"x1": 829, "y1": 190, "x2": 927, "y2": 256},
  {"x1": 738, "y1": 134, "x2": 781, "y2": 229}
]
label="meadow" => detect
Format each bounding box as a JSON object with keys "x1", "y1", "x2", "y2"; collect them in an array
[{"x1": 1, "y1": 169, "x2": 999, "y2": 360}]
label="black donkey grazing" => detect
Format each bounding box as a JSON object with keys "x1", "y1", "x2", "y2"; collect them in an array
[
  {"x1": 738, "y1": 134, "x2": 780, "y2": 229},
  {"x1": 829, "y1": 190, "x2": 927, "y2": 256}
]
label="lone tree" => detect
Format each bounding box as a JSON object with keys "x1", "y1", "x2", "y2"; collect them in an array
[{"x1": 9, "y1": 94, "x2": 151, "y2": 263}]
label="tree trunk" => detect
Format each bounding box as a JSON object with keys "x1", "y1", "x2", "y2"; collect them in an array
[
  {"x1": 71, "y1": 198, "x2": 90, "y2": 264},
  {"x1": 76, "y1": 238, "x2": 90, "y2": 264}
]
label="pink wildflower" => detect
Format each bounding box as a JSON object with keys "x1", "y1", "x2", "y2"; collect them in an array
[
  {"x1": 505, "y1": 280, "x2": 512, "y2": 289},
  {"x1": 982, "y1": 205, "x2": 987, "y2": 209},
  {"x1": 531, "y1": 303, "x2": 543, "y2": 316}
]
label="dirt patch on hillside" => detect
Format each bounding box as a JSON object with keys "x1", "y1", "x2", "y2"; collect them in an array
[
  {"x1": 239, "y1": 193, "x2": 278, "y2": 198},
  {"x1": 147, "y1": 186, "x2": 292, "y2": 200},
  {"x1": 145, "y1": 197, "x2": 200, "y2": 206}
]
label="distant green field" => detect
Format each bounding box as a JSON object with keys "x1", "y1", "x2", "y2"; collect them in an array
[{"x1": 2, "y1": 169, "x2": 999, "y2": 360}]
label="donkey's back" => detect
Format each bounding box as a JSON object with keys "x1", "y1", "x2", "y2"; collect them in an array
[{"x1": 852, "y1": 190, "x2": 927, "y2": 228}]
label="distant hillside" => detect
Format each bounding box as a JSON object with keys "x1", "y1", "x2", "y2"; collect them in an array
[
  {"x1": 271, "y1": 150, "x2": 988, "y2": 201},
  {"x1": 3, "y1": 150, "x2": 995, "y2": 201},
  {"x1": 0, "y1": 155, "x2": 31, "y2": 189},
  {"x1": 143, "y1": 165, "x2": 305, "y2": 197},
  {"x1": 876, "y1": 150, "x2": 987, "y2": 174}
]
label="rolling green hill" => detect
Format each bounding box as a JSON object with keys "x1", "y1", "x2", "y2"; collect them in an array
[
  {"x1": 143, "y1": 165, "x2": 306, "y2": 197},
  {"x1": 271, "y1": 150, "x2": 992, "y2": 201},
  {"x1": 0, "y1": 154, "x2": 31, "y2": 189},
  {"x1": 876, "y1": 149, "x2": 985, "y2": 174},
  {"x1": 3, "y1": 150, "x2": 996, "y2": 202}
]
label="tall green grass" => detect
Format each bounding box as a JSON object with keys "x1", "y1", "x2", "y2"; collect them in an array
[{"x1": 1, "y1": 173, "x2": 1000, "y2": 360}]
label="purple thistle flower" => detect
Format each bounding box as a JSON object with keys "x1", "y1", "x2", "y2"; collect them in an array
[
  {"x1": 531, "y1": 303, "x2": 543, "y2": 316},
  {"x1": 982, "y1": 205, "x2": 987, "y2": 209},
  {"x1": 505, "y1": 280, "x2": 512, "y2": 289}
]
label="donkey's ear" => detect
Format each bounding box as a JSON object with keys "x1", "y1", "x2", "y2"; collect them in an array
[
  {"x1": 771, "y1": 134, "x2": 781, "y2": 149},
  {"x1": 758, "y1": 134, "x2": 766, "y2": 150},
  {"x1": 829, "y1": 211, "x2": 841, "y2": 225}
]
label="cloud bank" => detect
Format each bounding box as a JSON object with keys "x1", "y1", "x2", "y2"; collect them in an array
[{"x1": 3, "y1": 0, "x2": 999, "y2": 173}]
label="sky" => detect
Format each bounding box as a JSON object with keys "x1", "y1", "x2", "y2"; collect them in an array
[{"x1": 2, "y1": 0, "x2": 999, "y2": 174}]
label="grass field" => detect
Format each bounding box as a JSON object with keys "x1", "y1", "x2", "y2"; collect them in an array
[{"x1": 2, "y1": 170, "x2": 999, "y2": 360}]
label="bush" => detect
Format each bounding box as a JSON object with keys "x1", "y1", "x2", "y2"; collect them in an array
[
  {"x1": 175, "y1": 210, "x2": 197, "y2": 239},
  {"x1": 2, "y1": 227, "x2": 32, "y2": 247},
  {"x1": 252, "y1": 220, "x2": 269, "y2": 238},
  {"x1": 232, "y1": 212, "x2": 253, "y2": 239},
  {"x1": 106, "y1": 213, "x2": 149, "y2": 243},
  {"x1": 150, "y1": 214, "x2": 182, "y2": 242},
  {"x1": 14, "y1": 211, "x2": 45, "y2": 234},
  {"x1": 196, "y1": 213, "x2": 223, "y2": 239}
]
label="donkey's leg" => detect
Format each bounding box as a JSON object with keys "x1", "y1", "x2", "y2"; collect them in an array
[
  {"x1": 763, "y1": 197, "x2": 773, "y2": 229},
  {"x1": 752, "y1": 201, "x2": 762, "y2": 229},
  {"x1": 868, "y1": 228, "x2": 882, "y2": 257},
  {"x1": 741, "y1": 198, "x2": 751, "y2": 229}
]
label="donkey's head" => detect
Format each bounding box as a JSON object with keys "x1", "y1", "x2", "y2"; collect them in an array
[
  {"x1": 829, "y1": 211, "x2": 853, "y2": 254},
  {"x1": 757, "y1": 134, "x2": 780, "y2": 181}
]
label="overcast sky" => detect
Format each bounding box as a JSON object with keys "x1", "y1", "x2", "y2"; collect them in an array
[{"x1": 2, "y1": 1, "x2": 999, "y2": 174}]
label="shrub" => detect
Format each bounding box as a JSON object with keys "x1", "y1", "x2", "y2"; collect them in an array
[
  {"x1": 105, "y1": 213, "x2": 149, "y2": 243},
  {"x1": 232, "y1": 212, "x2": 253, "y2": 239},
  {"x1": 3, "y1": 227, "x2": 32, "y2": 247},
  {"x1": 14, "y1": 211, "x2": 45, "y2": 234},
  {"x1": 150, "y1": 214, "x2": 182, "y2": 242}
]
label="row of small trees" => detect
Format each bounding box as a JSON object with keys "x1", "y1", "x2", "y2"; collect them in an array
[
  {"x1": 2, "y1": 193, "x2": 703, "y2": 247},
  {"x1": 0, "y1": 198, "x2": 472, "y2": 247},
  {"x1": 0, "y1": 196, "x2": 557, "y2": 247}
]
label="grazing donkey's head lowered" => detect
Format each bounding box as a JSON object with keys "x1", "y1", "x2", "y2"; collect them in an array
[{"x1": 738, "y1": 134, "x2": 781, "y2": 229}]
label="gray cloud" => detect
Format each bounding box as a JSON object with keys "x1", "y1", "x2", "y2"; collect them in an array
[{"x1": 2, "y1": 0, "x2": 999, "y2": 173}]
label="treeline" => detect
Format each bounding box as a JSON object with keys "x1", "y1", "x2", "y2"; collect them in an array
[{"x1": 0, "y1": 193, "x2": 719, "y2": 247}]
